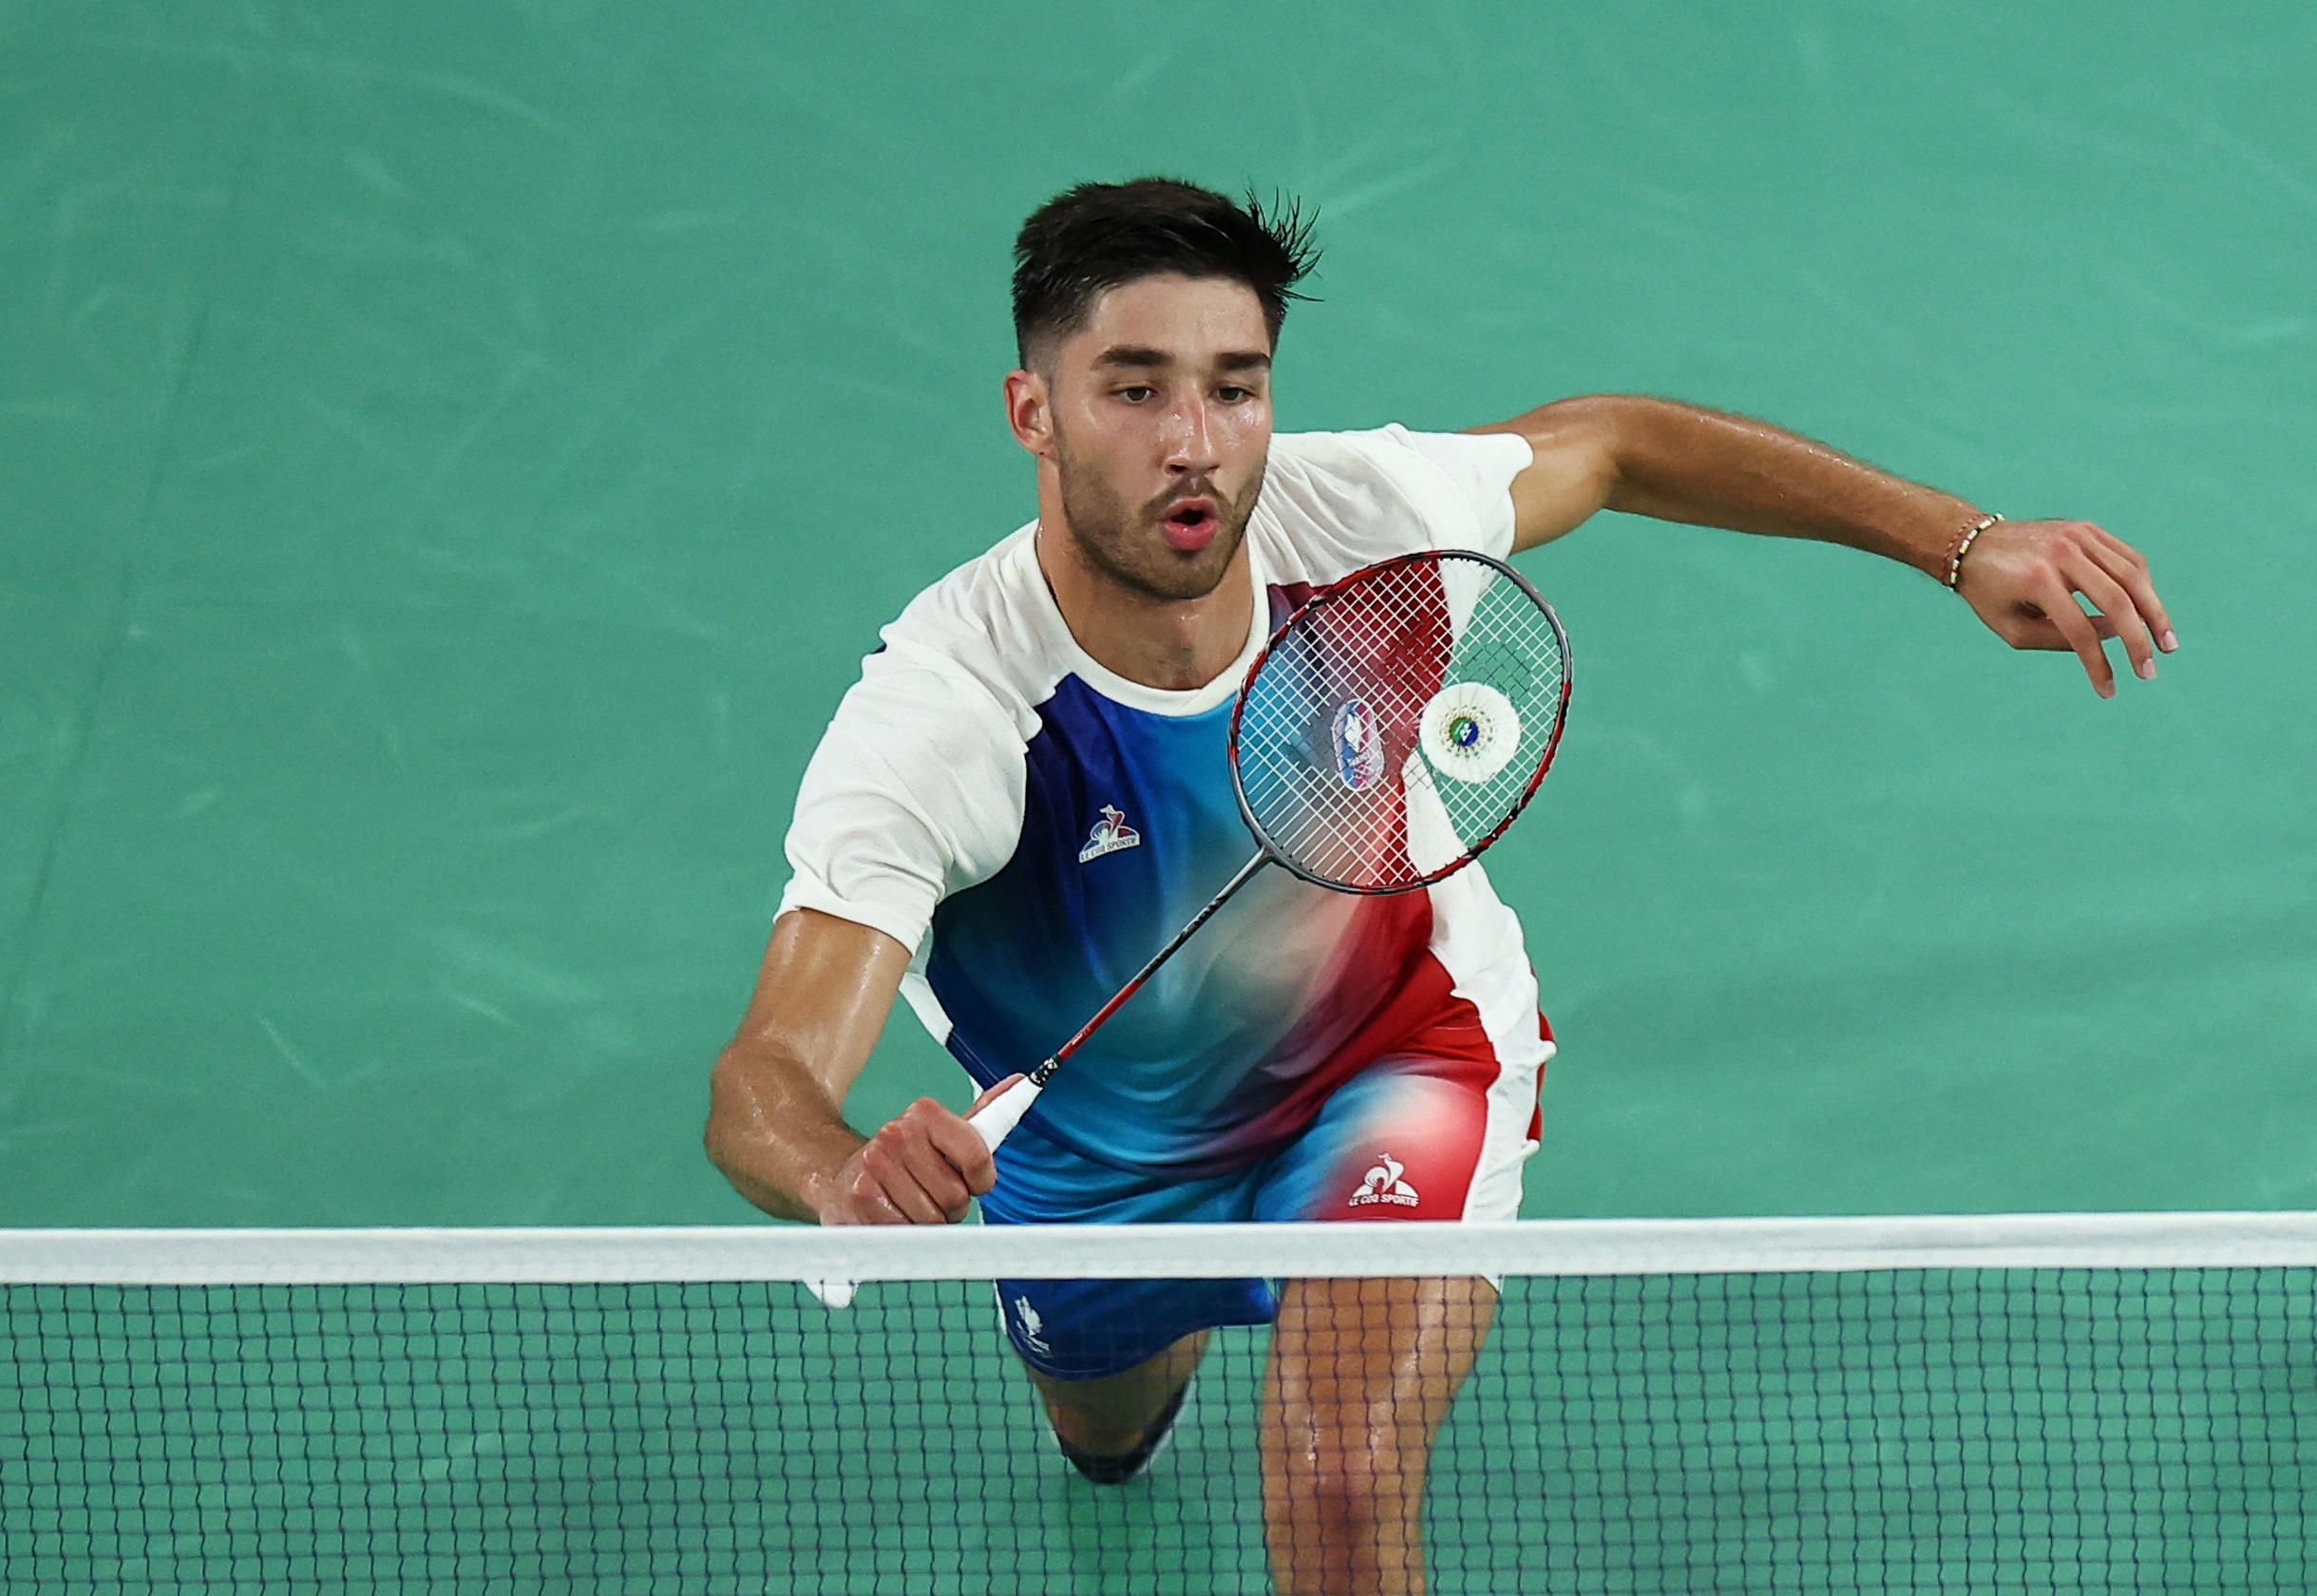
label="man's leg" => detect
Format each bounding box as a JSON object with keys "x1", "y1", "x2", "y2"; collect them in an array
[
  {"x1": 1260, "y1": 1274, "x2": 1497, "y2": 1596},
  {"x1": 1025, "y1": 1328, "x2": 1208, "y2": 1475},
  {"x1": 982, "y1": 1115, "x2": 1275, "y2": 1479},
  {"x1": 1246, "y1": 1046, "x2": 1526, "y2": 1591}
]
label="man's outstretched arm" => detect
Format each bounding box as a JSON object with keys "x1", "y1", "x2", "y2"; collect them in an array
[
  {"x1": 1470, "y1": 395, "x2": 2176, "y2": 698},
  {"x1": 705, "y1": 906, "x2": 1012, "y2": 1224}
]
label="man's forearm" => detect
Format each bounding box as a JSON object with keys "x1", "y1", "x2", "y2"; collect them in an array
[
  {"x1": 1523, "y1": 392, "x2": 2175, "y2": 699},
  {"x1": 1595, "y1": 395, "x2": 1985, "y2": 577},
  {"x1": 704, "y1": 1046, "x2": 864, "y2": 1223}
]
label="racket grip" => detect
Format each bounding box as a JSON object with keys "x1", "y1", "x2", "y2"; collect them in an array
[
  {"x1": 816, "y1": 1076, "x2": 1042, "y2": 1311},
  {"x1": 968, "y1": 1074, "x2": 1043, "y2": 1151}
]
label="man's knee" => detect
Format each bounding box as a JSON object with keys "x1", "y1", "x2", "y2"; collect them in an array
[
  {"x1": 1030, "y1": 1328, "x2": 1208, "y2": 1461},
  {"x1": 1265, "y1": 1413, "x2": 1422, "y2": 1515}
]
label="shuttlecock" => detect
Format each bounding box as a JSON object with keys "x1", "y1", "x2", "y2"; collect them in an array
[{"x1": 1418, "y1": 681, "x2": 1520, "y2": 784}]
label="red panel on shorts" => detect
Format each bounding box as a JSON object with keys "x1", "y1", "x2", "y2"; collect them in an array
[
  {"x1": 1290, "y1": 994, "x2": 1502, "y2": 1224},
  {"x1": 1259, "y1": 999, "x2": 1552, "y2": 1225}
]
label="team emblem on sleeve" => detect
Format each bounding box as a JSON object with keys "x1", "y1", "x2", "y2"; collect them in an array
[
  {"x1": 1076, "y1": 804, "x2": 1143, "y2": 864},
  {"x1": 1348, "y1": 1152, "x2": 1420, "y2": 1208}
]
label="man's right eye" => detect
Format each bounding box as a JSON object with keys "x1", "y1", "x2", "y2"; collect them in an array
[{"x1": 1115, "y1": 387, "x2": 1155, "y2": 402}]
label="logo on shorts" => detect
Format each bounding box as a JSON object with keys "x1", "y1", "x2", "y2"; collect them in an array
[
  {"x1": 1012, "y1": 1294, "x2": 1052, "y2": 1356},
  {"x1": 1077, "y1": 804, "x2": 1142, "y2": 864},
  {"x1": 1349, "y1": 1153, "x2": 1419, "y2": 1209}
]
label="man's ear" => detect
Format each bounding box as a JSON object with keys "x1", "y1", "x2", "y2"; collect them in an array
[{"x1": 1004, "y1": 367, "x2": 1053, "y2": 456}]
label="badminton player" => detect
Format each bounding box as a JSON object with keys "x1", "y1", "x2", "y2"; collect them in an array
[{"x1": 706, "y1": 179, "x2": 2174, "y2": 1593}]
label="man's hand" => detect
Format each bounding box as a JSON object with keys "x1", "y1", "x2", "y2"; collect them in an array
[
  {"x1": 1954, "y1": 519, "x2": 2177, "y2": 698},
  {"x1": 818, "y1": 1074, "x2": 1021, "y2": 1226}
]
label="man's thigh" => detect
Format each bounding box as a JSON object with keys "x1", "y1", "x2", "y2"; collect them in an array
[
  {"x1": 1259, "y1": 1274, "x2": 1500, "y2": 1592},
  {"x1": 1264, "y1": 1273, "x2": 1500, "y2": 1436}
]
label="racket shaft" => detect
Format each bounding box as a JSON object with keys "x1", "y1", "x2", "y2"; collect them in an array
[{"x1": 966, "y1": 851, "x2": 1269, "y2": 1151}]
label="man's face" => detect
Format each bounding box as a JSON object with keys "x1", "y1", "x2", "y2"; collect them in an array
[{"x1": 1037, "y1": 274, "x2": 1274, "y2": 603}]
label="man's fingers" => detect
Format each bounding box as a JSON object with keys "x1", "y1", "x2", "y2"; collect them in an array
[
  {"x1": 967, "y1": 1074, "x2": 1024, "y2": 1118},
  {"x1": 2066, "y1": 558, "x2": 2156, "y2": 681},
  {"x1": 904, "y1": 1096, "x2": 997, "y2": 1208},
  {"x1": 839, "y1": 1077, "x2": 1028, "y2": 1226},
  {"x1": 897, "y1": 1133, "x2": 975, "y2": 1221},
  {"x1": 902, "y1": 1094, "x2": 1003, "y2": 1213},
  {"x1": 842, "y1": 1090, "x2": 1016, "y2": 1228},
  {"x1": 859, "y1": 1131, "x2": 951, "y2": 1225},
  {"x1": 2036, "y1": 578, "x2": 2117, "y2": 697},
  {"x1": 921, "y1": 1100, "x2": 1001, "y2": 1200},
  {"x1": 2088, "y1": 529, "x2": 2177, "y2": 653},
  {"x1": 893, "y1": 1104, "x2": 979, "y2": 1219},
  {"x1": 826, "y1": 1176, "x2": 909, "y2": 1226},
  {"x1": 1964, "y1": 520, "x2": 2177, "y2": 685}
]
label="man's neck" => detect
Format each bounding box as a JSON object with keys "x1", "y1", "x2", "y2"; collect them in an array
[{"x1": 1033, "y1": 517, "x2": 1253, "y2": 694}]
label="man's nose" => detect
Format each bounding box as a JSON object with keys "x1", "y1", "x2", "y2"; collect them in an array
[{"x1": 1161, "y1": 395, "x2": 1222, "y2": 473}]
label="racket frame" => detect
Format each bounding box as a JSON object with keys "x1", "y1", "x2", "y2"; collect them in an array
[{"x1": 1226, "y1": 547, "x2": 1571, "y2": 895}]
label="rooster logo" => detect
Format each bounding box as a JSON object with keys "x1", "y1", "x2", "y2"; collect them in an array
[
  {"x1": 1349, "y1": 1153, "x2": 1419, "y2": 1208},
  {"x1": 1076, "y1": 804, "x2": 1142, "y2": 864}
]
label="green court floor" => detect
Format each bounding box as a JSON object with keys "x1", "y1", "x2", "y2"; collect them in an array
[{"x1": 2, "y1": 3, "x2": 2311, "y2": 1229}]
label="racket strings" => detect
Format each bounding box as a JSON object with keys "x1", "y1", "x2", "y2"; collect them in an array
[{"x1": 1235, "y1": 553, "x2": 1567, "y2": 892}]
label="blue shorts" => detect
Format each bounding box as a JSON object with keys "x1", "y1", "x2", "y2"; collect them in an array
[{"x1": 979, "y1": 1046, "x2": 1542, "y2": 1380}]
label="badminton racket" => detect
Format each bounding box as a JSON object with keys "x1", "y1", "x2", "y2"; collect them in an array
[
  {"x1": 968, "y1": 545, "x2": 1571, "y2": 1149},
  {"x1": 808, "y1": 548, "x2": 1569, "y2": 1307}
]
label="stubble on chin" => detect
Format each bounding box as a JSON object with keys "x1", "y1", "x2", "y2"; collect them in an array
[{"x1": 1054, "y1": 451, "x2": 1267, "y2": 605}]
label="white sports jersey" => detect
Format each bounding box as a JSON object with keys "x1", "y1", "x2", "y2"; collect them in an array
[{"x1": 781, "y1": 426, "x2": 1554, "y2": 1179}]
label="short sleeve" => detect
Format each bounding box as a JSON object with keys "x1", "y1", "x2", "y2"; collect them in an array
[
  {"x1": 1379, "y1": 425, "x2": 1533, "y2": 560},
  {"x1": 776, "y1": 650, "x2": 1027, "y2": 954}
]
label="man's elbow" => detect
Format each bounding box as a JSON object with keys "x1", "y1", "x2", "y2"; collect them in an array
[{"x1": 702, "y1": 1045, "x2": 761, "y2": 1177}]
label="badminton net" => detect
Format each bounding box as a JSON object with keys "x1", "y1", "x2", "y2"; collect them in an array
[{"x1": 4, "y1": 1214, "x2": 2313, "y2": 1593}]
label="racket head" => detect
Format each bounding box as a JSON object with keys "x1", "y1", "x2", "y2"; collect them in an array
[{"x1": 1227, "y1": 548, "x2": 1569, "y2": 895}]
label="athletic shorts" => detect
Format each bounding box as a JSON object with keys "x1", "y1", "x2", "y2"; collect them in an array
[{"x1": 980, "y1": 1016, "x2": 1550, "y2": 1381}]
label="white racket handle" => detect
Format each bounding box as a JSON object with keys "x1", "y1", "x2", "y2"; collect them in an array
[{"x1": 968, "y1": 1074, "x2": 1042, "y2": 1151}]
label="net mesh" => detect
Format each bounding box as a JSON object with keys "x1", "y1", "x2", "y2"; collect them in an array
[
  {"x1": 5, "y1": 1220, "x2": 2313, "y2": 1594},
  {"x1": 1233, "y1": 550, "x2": 1567, "y2": 891}
]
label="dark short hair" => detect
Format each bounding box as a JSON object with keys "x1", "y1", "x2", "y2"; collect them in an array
[{"x1": 1011, "y1": 178, "x2": 1319, "y2": 370}]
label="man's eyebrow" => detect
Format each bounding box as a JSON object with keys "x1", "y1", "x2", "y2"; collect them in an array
[
  {"x1": 1092, "y1": 345, "x2": 1171, "y2": 370},
  {"x1": 1089, "y1": 346, "x2": 1273, "y2": 371}
]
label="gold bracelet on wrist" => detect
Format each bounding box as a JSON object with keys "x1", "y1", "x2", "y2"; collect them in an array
[{"x1": 1943, "y1": 513, "x2": 2002, "y2": 590}]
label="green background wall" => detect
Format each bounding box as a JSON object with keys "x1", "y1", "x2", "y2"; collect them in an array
[{"x1": 3, "y1": 2, "x2": 2308, "y2": 1226}]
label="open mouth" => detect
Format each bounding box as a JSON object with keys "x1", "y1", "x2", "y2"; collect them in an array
[{"x1": 1160, "y1": 498, "x2": 1220, "y2": 552}]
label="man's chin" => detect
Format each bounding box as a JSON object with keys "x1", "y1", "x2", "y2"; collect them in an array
[
  {"x1": 1056, "y1": 484, "x2": 1251, "y2": 603},
  {"x1": 1137, "y1": 539, "x2": 1244, "y2": 602}
]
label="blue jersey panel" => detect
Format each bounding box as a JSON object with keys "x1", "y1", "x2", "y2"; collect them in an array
[
  {"x1": 925, "y1": 674, "x2": 1301, "y2": 1168},
  {"x1": 923, "y1": 576, "x2": 1454, "y2": 1180}
]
